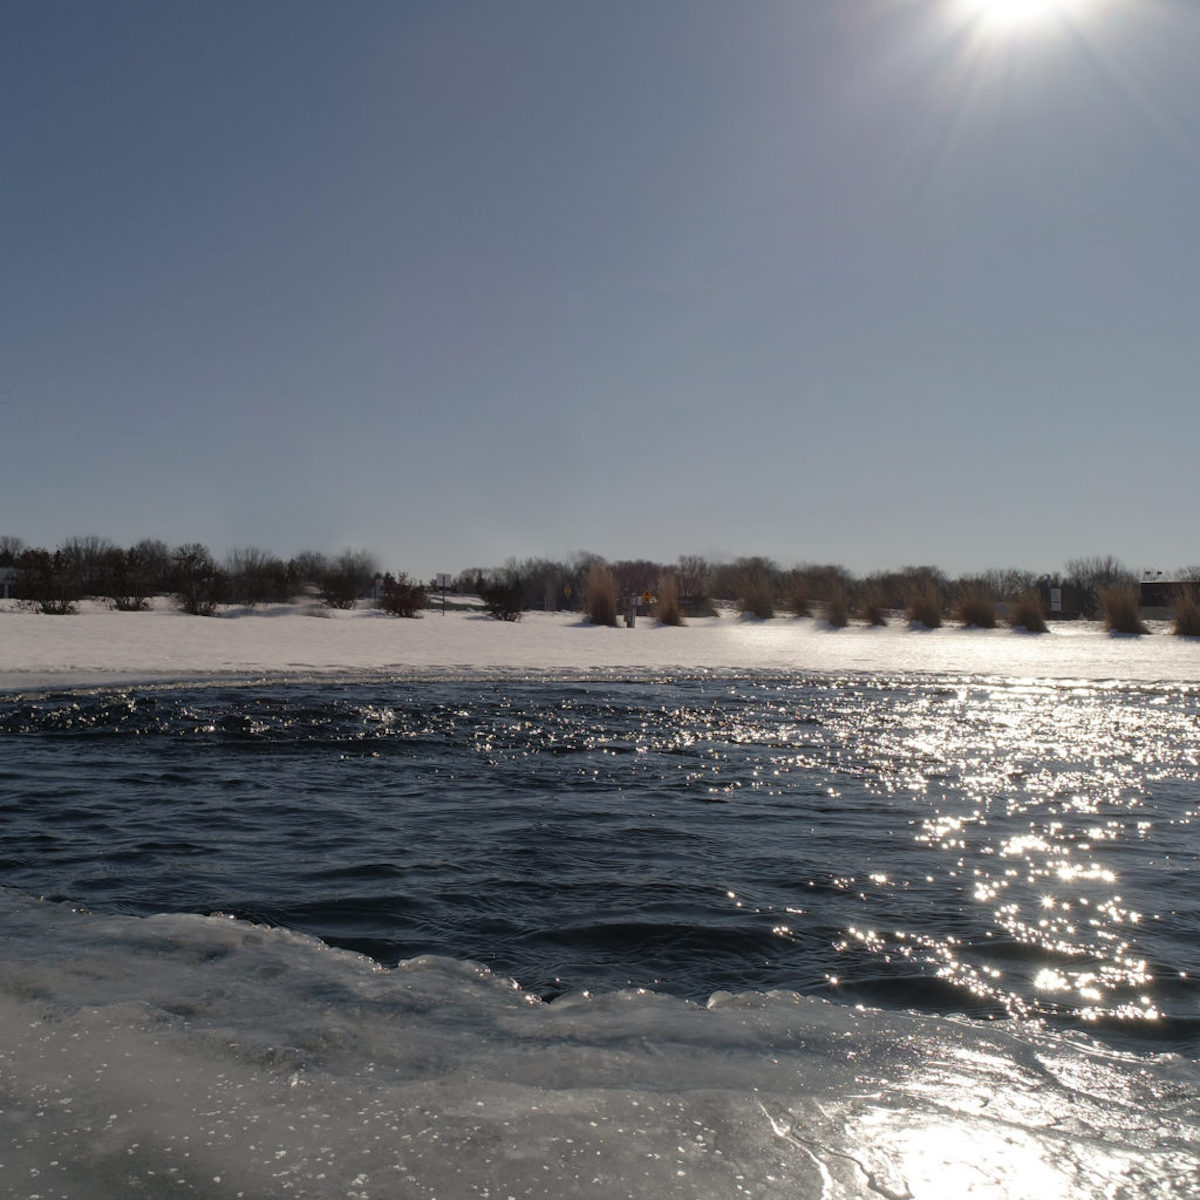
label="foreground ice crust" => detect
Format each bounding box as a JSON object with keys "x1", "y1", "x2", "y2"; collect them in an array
[{"x1": 1, "y1": 893, "x2": 1196, "y2": 1199}]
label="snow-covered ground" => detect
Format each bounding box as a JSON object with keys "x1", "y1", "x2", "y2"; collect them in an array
[{"x1": 3, "y1": 597, "x2": 1199, "y2": 690}]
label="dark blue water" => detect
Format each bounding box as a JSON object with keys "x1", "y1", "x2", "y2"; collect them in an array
[{"x1": 3, "y1": 675, "x2": 1199, "y2": 1050}]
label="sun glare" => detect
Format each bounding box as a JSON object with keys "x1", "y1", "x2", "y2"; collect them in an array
[{"x1": 959, "y1": 0, "x2": 1082, "y2": 34}]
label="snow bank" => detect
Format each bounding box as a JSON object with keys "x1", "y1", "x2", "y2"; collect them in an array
[{"x1": 2, "y1": 598, "x2": 1200, "y2": 690}]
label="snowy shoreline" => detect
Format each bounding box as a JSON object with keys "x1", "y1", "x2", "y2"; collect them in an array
[{"x1": 3, "y1": 596, "x2": 1200, "y2": 691}]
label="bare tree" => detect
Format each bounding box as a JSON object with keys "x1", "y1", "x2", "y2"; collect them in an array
[
  {"x1": 226, "y1": 547, "x2": 292, "y2": 607},
  {"x1": 132, "y1": 539, "x2": 173, "y2": 593},
  {"x1": 58, "y1": 534, "x2": 117, "y2": 597},
  {"x1": 172, "y1": 543, "x2": 226, "y2": 616},
  {"x1": 0, "y1": 535, "x2": 26, "y2": 567},
  {"x1": 378, "y1": 572, "x2": 426, "y2": 618},
  {"x1": 14, "y1": 547, "x2": 78, "y2": 613},
  {"x1": 102, "y1": 545, "x2": 157, "y2": 610},
  {"x1": 320, "y1": 549, "x2": 377, "y2": 609}
]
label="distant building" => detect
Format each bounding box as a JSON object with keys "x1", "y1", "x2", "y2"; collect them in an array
[
  {"x1": 0, "y1": 567, "x2": 15, "y2": 600},
  {"x1": 1139, "y1": 571, "x2": 1200, "y2": 608}
]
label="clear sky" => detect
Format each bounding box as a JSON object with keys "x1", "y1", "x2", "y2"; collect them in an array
[{"x1": 3, "y1": 0, "x2": 1199, "y2": 580}]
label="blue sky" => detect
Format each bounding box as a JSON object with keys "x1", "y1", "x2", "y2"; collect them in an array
[{"x1": 3, "y1": 0, "x2": 1199, "y2": 580}]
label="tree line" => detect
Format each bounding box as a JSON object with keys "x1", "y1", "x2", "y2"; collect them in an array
[
  {"x1": 0, "y1": 536, "x2": 420, "y2": 617},
  {"x1": 2, "y1": 535, "x2": 1195, "y2": 631}
]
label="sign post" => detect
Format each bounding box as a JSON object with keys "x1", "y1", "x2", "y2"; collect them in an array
[{"x1": 436, "y1": 573, "x2": 452, "y2": 616}]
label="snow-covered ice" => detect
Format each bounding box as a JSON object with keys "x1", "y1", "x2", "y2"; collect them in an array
[{"x1": 3, "y1": 597, "x2": 1199, "y2": 690}]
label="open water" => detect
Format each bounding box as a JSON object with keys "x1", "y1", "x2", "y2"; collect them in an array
[{"x1": 2, "y1": 673, "x2": 1199, "y2": 1197}]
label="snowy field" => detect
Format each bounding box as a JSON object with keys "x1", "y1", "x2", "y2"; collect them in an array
[{"x1": 3, "y1": 597, "x2": 1200, "y2": 690}]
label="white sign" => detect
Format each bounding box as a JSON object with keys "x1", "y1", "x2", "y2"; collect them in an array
[
  {"x1": 436, "y1": 573, "x2": 452, "y2": 588},
  {"x1": 1050, "y1": 587, "x2": 1062, "y2": 613}
]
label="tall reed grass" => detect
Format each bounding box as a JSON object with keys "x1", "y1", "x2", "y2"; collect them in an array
[
  {"x1": 584, "y1": 564, "x2": 618, "y2": 627},
  {"x1": 1007, "y1": 589, "x2": 1048, "y2": 634},
  {"x1": 858, "y1": 583, "x2": 888, "y2": 626},
  {"x1": 1098, "y1": 583, "x2": 1147, "y2": 635},
  {"x1": 823, "y1": 581, "x2": 849, "y2": 628},
  {"x1": 906, "y1": 580, "x2": 942, "y2": 629},
  {"x1": 1172, "y1": 587, "x2": 1200, "y2": 637},
  {"x1": 654, "y1": 575, "x2": 684, "y2": 626},
  {"x1": 955, "y1": 584, "x2": 996, "y2": 629}
]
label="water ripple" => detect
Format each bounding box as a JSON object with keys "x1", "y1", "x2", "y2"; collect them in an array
[{"x1": 2, "y1": 675, "x2": 1198, "y2": 1049}]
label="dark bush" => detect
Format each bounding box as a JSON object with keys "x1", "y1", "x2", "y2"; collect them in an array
[
  {"x1": 320, "y1": 549, "x2": 377, "y2": 609},
  {"x1": 0, "y1": 535, "x2": 27, "y2": 567},
  {"x1": 172, "y1": 543, "x2": 226, "y2": 616},
  {"x1": 131, "y1": 538, "x2": 173, "y2": 593},
  {"x1": 226, "y1": 548, "x2": 293, "y2": 607},
  {"x1": 58, "y1": 535, "x2": 117, "y2": 597},
  {"x1": 15, "y1": 548, "x2": 78, "y2": 614},
  {"x1": 481, "y1": 579, "x2": 525, "y2": 622},
  {"x1": 287, "y1": 550, "x2": 330, "y2": 595},
  {"x1": 103, "y1": 546, "x2": 156, "y2": 611},
  {"x1": 378, "y1": 572, "x2": 426, "y2": 618}
]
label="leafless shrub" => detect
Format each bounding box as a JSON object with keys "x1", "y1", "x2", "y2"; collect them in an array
[
  {"x1": 226, "y1": 547, "x2": 293, "y2": 607},
  {"x1": 320, "y1": 549, "x2": 377, "y2": 609},
  {"x1": 481, "y1": 577, "x2": 524, "y2": 621},
  {"x1": 104, "y1": 546, "x2": 156, "y2": 611},
  {"x1": 15, "y1": 548, "x2": 78, "y2": 614},
  {"x1": 58, "y1": 534, "x2": 117, "y2": 597},
  {"x1": 172, "y1": 543, "x2": 226, "y2": 616},
  {"x1": 378, "y1": 572, "x2": 426, "y2": 618}
]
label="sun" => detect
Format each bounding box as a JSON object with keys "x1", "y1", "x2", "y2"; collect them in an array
[{"x1": 958, "y1": 0, "x2": 1079, "y2": 34}]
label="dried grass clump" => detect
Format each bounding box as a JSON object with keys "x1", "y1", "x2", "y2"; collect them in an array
[
  {"x1": 738, "y1": 579, "x2": 775, "y2": 619},
  {"x1": 906, "y1": 580, "x2": 942, "y2": 629},
  {"x1": 955, "y1": 584, "x2": 996, "y2": 629},
  {"x1": 786, "y1": 574, "x2": 813, "y2": 618},
  {"x1": 1172, "y1": 587, "x2": 1200, "y2": 637},
  {"x1": 1099, "y1": 583, "x2": 1147, "y2": 635},
  {"x1": 1008, "y1": 589, "x2": 1048, "y2": 634},
  {"x1": 584, "y1": 563, "x2": 618, "y2": 627},
  {"x1": 858, "y1": 583, "x2": 888, "y2": 627},
  {"x1": 654, "y1": 574, "x2": 684, "y2": 626},
  {"x1": 823, "y1": 581, "x2": 849, "y2": 628}
]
